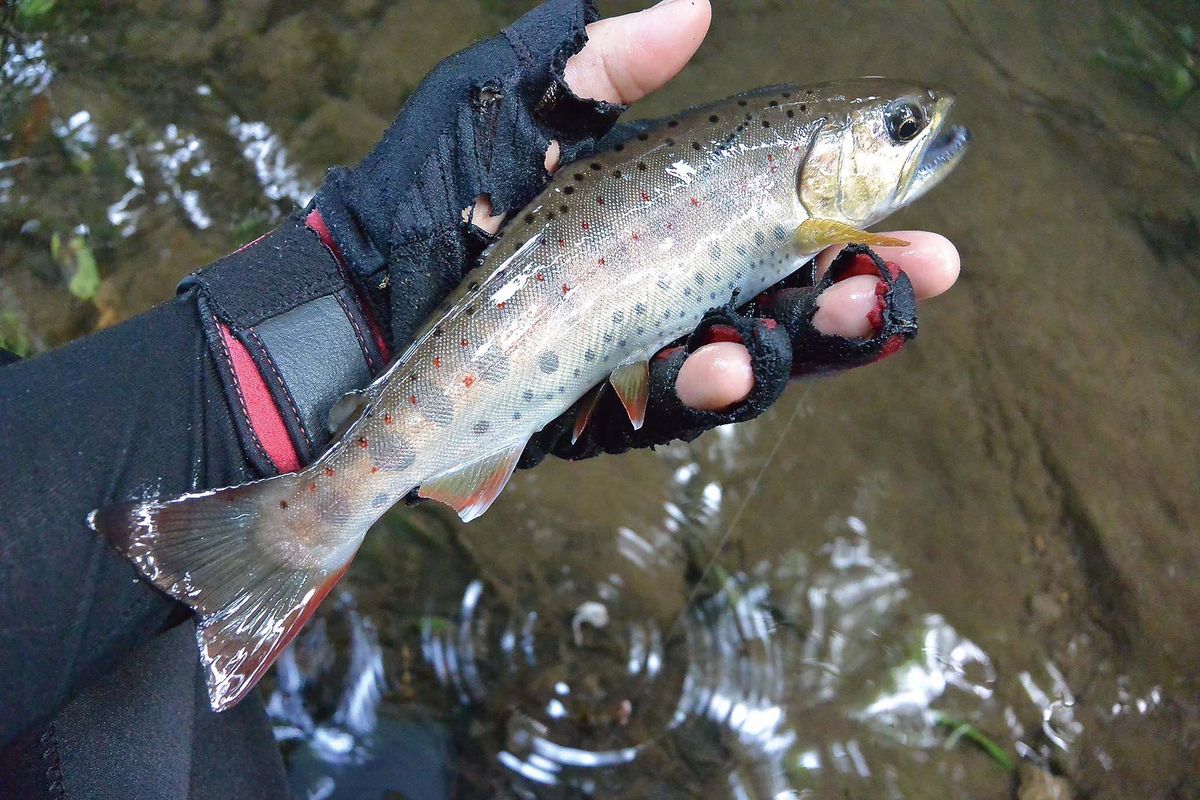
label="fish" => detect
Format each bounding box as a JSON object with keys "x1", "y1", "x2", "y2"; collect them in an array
[{"x1": 89, "y1": 79, "x2": 969, "y2": 711}]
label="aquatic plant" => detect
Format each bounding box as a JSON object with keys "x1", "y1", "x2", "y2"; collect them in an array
[
  {"x1": 1097, "y1": 11, "x2": 1198, "y2": 107},
  {"x1": 932, "y1": 711, "x2": 1015, "y2": 773}
]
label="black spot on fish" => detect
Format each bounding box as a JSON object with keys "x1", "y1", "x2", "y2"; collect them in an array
[
  {"x1": 563, "y1": 185, "x2": 574, "y2": 195},
  {"x1": 787, "y1": 109, "x2": 795, "y2": 118},
  {"x1": 754, "y1": 231, "x2": 766, "y2": 247},
  {"x1": 692, "y1": 141, "x2": 701, "y2": 150},
  {"x1": 735, "y1": 244, "x2": 748, "y2": 257},
  {"x1": 472, "y1": 420, "x2": 490, "y2": 435},
  {"x1": 573, "y1": 367, "x2": 580, "y2": 377},
  {"x1": 617, "y1": 339, "x2": 627, "y2": 348},
  {"x1": 636, "y1": 325, "x2": 644, "y2": 334},
  {"x1": 465, "y1": 305, "x2": 476, "y2": 315},
  {"x1": 612, "y1": 310, "x2": 624, "y2": 323},
  {"x1": 613, "y1": 143, "x2": 624, "y2": 152},
  {"x1": 769, "y1": 100, "x2": 779, "y2": 107},
  {"x1": 762, "y1": 119, "x2": 771, "y2": 128},
  {"x1": 782, "y1": 91, "x2": 792, "y2": 98},
  {"x1": 635, "y1": 303, "x2": 646, "y2": 314},
  {"x1": 603, "y1": 332, "x2": 614, "y2": 342},
  {"x1": 522, "y1": 389, "x2": 535, "y2": 401},
  {"x1": 512, "y1": 411, "x2": 521, "y2": 420},
  {"x1": 665, "y1": 137, "x2": 675, "y2": 147},
  {"x1": 613, "y1": 169, "x2": 622, "y2": 179},
  {"x1": 745, "y1": 112, "x2": 752, "y2": 121},
  {"x1": 666, "y1": 120, "x2": 678, "y2": 128},
  {"x1": 773, "y1": 224, "x2": 787, "y2": 240},
  {"x1": 709, "y1": 114, "x2": 719, "y2": 122},
  {"x1": 590, "y1": 162, "x2": 602, "y2": 170},
  {"x1": 468, "y1": 280, "x2": 479, "y2": 291},
  {"x1": 683, "y1": 287, "x2": 692, "y2": 297},
  {"x1": 709, "y1": 292, "x2": 717, "y2": 300},
  {"x1": 737, "y1": 99, "x2": 747, "y2": 107},
  {"x1": 637, "y1": 161, "x2": 647, "y2": 171},
  {"x1": 584, "y1": 348, "x2": 596, "y2": 362},
  {"x1": 637, "y1": 132, "x2": 649, "y2": 139},
  {"x1": 694, "y1": 272, "x2": 705, "y2": 285},
  {"x1": 709, "y1": 243, "x2": 722, "y2": 260},
  {"x1": 538, "y1": 352, "x2": 560, "y2": 373},
  {"x1": 547, "y1": 211, "x2": 556, "y2": 220},
  {"x1": 417, "y1": 390, "x2": 454, "y2": 427},
  {"x1": 559, "y1": 204, "x2": 569, "y2": 214}
]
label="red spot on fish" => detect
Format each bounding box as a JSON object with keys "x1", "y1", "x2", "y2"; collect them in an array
[
  {"x1": 433, "y1": 357, "x2": 441, "y2": 368},
  {"x1": 665, "y1": 222, "x2": 673, "y2": 230},
  {"x1": 357, "y1": 437, "x2": 369, "y2": 448},
  {"x1": 596, "y1": 196, "x2": 605, "y2": 205},
  {"x1": 279, "y1": 500, "x2": 288, "y2": 510},
  {"x1": 408, "y1": 395, "x2": 417, "y2": 405},
  {"x1": 383, "y1": 414, "x2": 393, "y2": 425},
  {"x1": 690, "y1": 197, "x2": 699, "y2": 206},
  {"x1": 631, "y1": 232, "x2": 640, "y2": 241},
  {"x1": 597, "y1": 256, "x2": 606, "y2": 266},
  {"x1": 460, "y1": 338, "x2": 469, "y2": 348},
  {"x1": 792, "y1": 145, "x2": 801, "y2": 152},
  {"x1": 535, "y1": 273, "x2": 545, "y2": 282},
  {"x1": 581, "y1": 222, "x2": 589, "y2": 231},
  {"x1": 464, "y1": 374, "x2": 476, "y2": 388},
  {"x1": 324, "y1": 467, "x2": 335, "y2": 477},
  {"x1": 371, "y1": 465, "x2": 380, "y2": 474},
  {"x1": 641, "y1": 192, "x2": 651, "y2": 202},
  {"x1": 309, "y1": 483, "x2": 318, "y2": 493},
  {"x1": 497, "y1": 301, "x2": 507, "y2": 309},
  {"x1": 557, "y1": 238, "x2": 565, "y2": 249},
  {"x1": 562, "y1": 283, "x2": 570, "y2": 294}
]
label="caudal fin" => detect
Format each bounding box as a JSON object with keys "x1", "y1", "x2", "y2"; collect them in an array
[{"x1": 89, "y1": 476, "x2": 355, "y2": 711}]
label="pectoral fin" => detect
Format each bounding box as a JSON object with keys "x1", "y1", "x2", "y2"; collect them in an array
[
  {"x1": 794, "y1": 218, "x2": 910, "y2": 254},
  {"x1": 609, "y1": 358, "x2": 650, "y2": 430},
  {"x1": 418, "y1": 441, "x2": 526, "y2": 522}
]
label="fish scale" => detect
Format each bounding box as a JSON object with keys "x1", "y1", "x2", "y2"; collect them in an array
[{"x1": 89, "y1": 79, "x2": 968, "y2": 711}]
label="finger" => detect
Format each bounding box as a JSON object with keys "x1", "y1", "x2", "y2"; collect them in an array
[
  {"x1": 814, "y1": 230, "x2": 960, "y2": 300},
  {"x1": 546, "y1": 0, "x2": 712, "y2": 173},
  {"x1": 675, "y1": 341, "x2": 754, "y2": 411},
  {"x1": 810, "y1": 274, "x2": 880, "y2": 339},
  {"x1": 564, "y1": 0, "x2": 712, "y2": 105}
]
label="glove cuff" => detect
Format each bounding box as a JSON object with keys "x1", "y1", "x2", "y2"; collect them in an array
[{"x1": 178, "y1": 210, "x2": 389, "y2": 475}]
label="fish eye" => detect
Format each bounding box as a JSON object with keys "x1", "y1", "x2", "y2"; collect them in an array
[{"x1": 885, "y1": 101, "x2": 926, "y2": 143}]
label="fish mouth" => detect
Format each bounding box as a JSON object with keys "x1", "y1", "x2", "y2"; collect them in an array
[{"x1": 903, "y1": 103, "x2": 970, "y2": 205}]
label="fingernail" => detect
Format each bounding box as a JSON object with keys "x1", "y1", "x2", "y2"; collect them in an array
[{"x1": 812, "y1": 274, "x2": 878, "y2": 339}]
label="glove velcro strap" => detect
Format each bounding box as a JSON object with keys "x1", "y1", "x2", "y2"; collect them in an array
[{"x1": 183, "y1": 211, "x2": 390, "y2": 476}]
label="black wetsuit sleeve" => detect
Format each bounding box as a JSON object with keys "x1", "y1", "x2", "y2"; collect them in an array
[{"x1": 0, "y1": 292, "x2": 255, "y2": 746}]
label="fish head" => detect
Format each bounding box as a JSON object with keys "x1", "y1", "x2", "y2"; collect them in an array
[{"x1": 795, "y1": 78, "x2": 969, "y2": 227}]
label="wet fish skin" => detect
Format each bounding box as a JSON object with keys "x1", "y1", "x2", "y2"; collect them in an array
[{"x1": 89, "y1": 79, "x2": 967, "y2": 711}]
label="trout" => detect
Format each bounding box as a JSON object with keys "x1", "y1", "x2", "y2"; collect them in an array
[{"x1": 90, "y1": 79, "x2": 969, "y2": 710}]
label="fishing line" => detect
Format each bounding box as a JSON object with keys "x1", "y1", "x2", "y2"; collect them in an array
[{"x1": 663, "y1": 383, "x2": 812, "y2": 642}]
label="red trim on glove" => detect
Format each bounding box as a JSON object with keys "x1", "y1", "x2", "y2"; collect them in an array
[
  {"x1": 217, "y1": 322, "x2": 302, "y2": 473},
  {"x1": 305, "y1": 209, "x2": 391, "y2": 362}
]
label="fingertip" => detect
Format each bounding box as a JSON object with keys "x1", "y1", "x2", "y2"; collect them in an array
[
  {"x1": 565, "y1": 0, "x2": 712, "y2": 105},
  {"x1": 675, "y1": 341, "x2": 753, "y2": 411},
  {"x1": 813, "y1": 230, "x2": 960, "y2": 300}
]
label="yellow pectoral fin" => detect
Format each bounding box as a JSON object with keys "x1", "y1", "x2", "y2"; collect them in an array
[{"x1": 794, "y1": 218, "x2": 910, "y2": 254}]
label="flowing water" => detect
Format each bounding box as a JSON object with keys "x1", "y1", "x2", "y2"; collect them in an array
[{"x1": 3, "y1": 1, "x2": 1199, "y2": 798}]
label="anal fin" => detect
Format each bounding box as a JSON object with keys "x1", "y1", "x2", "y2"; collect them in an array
[
  {"x1": 794, "y1": 218, "x2": 910, "y2": 254},
  {"x1": 609, "y1": 358, "x2": 650, "y2": 430},
  {"x1": 418, "y1": 440, "x2": 526, "y2": 522}
]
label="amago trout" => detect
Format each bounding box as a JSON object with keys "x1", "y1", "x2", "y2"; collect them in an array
[{"x1": 90, "y1": 79, "x2": 969, "y2": 710}]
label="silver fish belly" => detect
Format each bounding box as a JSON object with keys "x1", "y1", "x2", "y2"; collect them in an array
[{"x1": 89, "y1": 79, "x2": 968, "y2": 710}]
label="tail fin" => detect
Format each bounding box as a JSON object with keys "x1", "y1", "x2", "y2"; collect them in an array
[{"x1": 89, "y1": 476, "x2": 355, "y2": 711}]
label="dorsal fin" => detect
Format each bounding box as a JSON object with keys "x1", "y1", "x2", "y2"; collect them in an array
[
  {"x1": 417, "y1": 440, "x2": 527, "y2": 522},
  {"x1": 609, "y1": 358, "x2": 650, "y2": 430}
]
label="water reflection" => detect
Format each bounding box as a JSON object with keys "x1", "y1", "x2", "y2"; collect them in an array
[{"x1": 270, "y1": 437, "x2": 1012, "y2": 799}]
